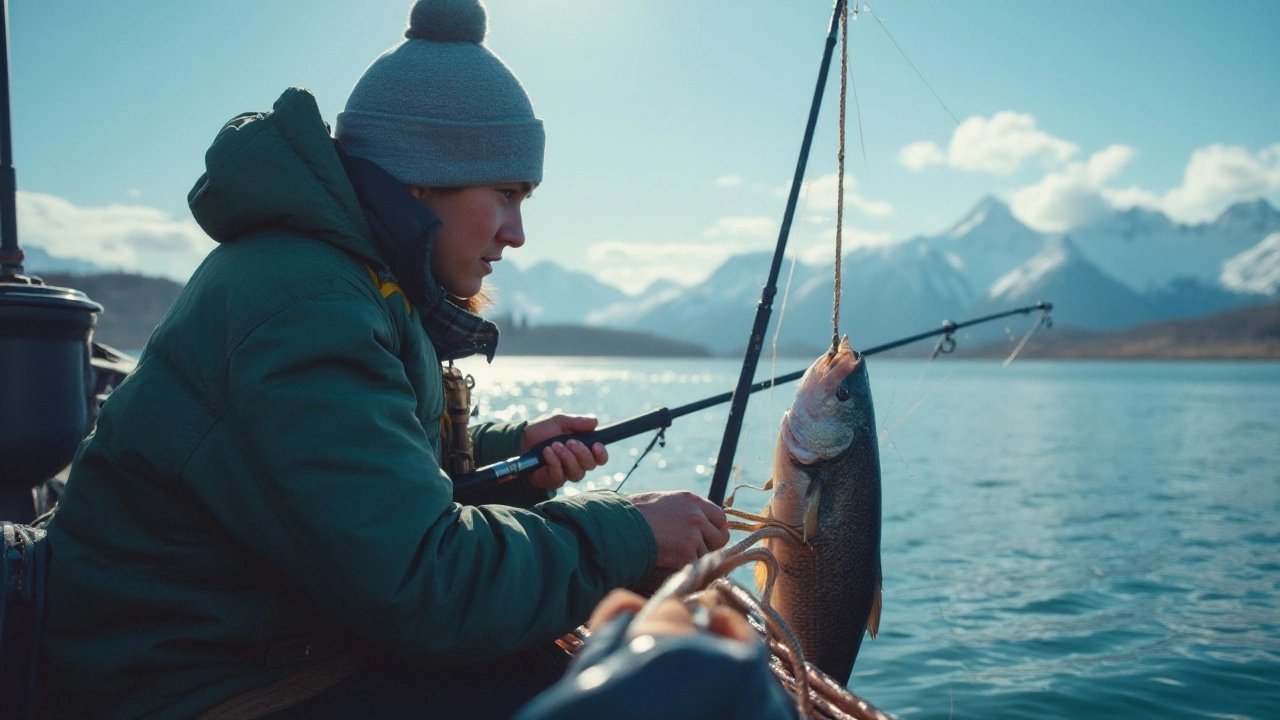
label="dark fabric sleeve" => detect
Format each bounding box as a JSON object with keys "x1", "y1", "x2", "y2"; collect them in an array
[
  {"x1": 199, "y1": 289, "x2": 657, "y2": 667},
  {"x1": 463, "y1": 420, "x2": 555, "y2": 507}
]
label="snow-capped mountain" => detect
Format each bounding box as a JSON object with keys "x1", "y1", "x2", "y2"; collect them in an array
[
  {"x1": 480, "y1": 195, "x2": 1278, "y2": 353},
  {"x1": 1221, "y1": 232, "x2": 1280, "y2": 296},
  {"x1": 975, "y1": 235, "x2": 1156, "y2": 331},
  {"x1": 910, "y1": 195, "x2": 1046, "y2": 294},
  {"x1": 621, "y1": 241, "x2": 976, "y2": 354},
  {"x1": 1069, "y1": 199, "x2": 1280, "y2": 294},
  {"x1": 585, "y1": 277, "x2": 686, "y2": 328},
  {"x1": 486, "y1": 259, "x2": 629, "y2": 325}
]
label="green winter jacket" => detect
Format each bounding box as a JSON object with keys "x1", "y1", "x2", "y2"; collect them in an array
[{"x1": 39, "y1": 88, "x2": 658, "y2": 720}]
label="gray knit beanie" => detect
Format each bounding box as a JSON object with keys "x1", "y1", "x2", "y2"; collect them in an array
[{"x1": 335, "y1": 0, "x2": 544, "y2": 187}]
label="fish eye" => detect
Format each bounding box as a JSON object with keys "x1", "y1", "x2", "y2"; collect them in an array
[{"x1": 836, "y1": 386, "x2": 851, "y2": 402}]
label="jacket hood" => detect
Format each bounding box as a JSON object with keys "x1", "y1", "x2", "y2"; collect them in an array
[{"x1": 188, "y1": 88, "x2": 381, "y2": 268}]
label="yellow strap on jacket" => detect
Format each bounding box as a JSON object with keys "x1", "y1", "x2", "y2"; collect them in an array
[{"x1": 362, "y1": 264, "x2": 412, "y2": 314}]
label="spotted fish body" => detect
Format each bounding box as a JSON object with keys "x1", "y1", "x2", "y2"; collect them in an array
[{"x1": 762, "y1": 337, "x2": 881, "y2": 686}]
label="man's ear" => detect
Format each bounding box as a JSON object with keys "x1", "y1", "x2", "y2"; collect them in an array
[{"x1": 406, "y1": 185, "x2": 430, "y2": 202}]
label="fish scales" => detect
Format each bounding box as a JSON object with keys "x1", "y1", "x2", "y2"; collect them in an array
[{"x1": 761, "y1": 337, "x2": 882, "y2": 687}]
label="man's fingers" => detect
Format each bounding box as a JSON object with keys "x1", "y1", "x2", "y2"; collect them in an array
[
  {"x1": 701, "y1": 499, "x2": 729, "y2": 530},
  {"x1": 565, "y1": 439, "x2": 596, "y2": 476},
  {"x1": 697, "y1": 515, "x2": 730, "y2": 553},
  {"x1": 588, "y1": 589, "x2": 646, "y2": 629},
  {"x1": 541, "y1": 444, "x2": 566, "y2": 483},
  {"x1": 562, "y1": 415, "x2": 599, "y2": 434},
  {"x1": 706, "y1": 604, "x2": 757, "y2": 644}
]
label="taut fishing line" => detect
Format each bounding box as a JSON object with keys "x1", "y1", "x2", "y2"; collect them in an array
[
  {"x1": 847, "y1": 7, "x2": 869, "y2": 179},
  {"x1": 612, "y1": 427, "x2": 665, "y2": 494},
  {"x1": 1003, "y1": 310, "x2": 1051, "y2": 366},
  {"x1": 862, "y1": 1, "x2": 968, "y2": 135}
]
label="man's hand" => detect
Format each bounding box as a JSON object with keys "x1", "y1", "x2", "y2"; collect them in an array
[
  {"x1": 521, "y1": 414, "x2": 609, "y2": 490},
  {"x1": 625, "y1": 491, "x2": 730, "y2": 570},
  {"x1": 589, "y1": 589, "x2": 757, "y2": 644}
]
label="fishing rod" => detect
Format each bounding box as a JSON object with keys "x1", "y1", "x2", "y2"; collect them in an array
[
  {"x1": 452, "y1": 301, "x2": 1052, "y2": 501},
  {"x1": 707, "y1": 0, "x2": 848, "y2": 507}
]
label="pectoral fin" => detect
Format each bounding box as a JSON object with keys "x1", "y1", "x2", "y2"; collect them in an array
[
  {"x1": 754, "y1": 556, "x2": 770, "y2": 594},
  {"x1": 866, "y1": 570, "x2": 882, "y2": 639},
  {"x1": 802, "y1": 481, "x2": 821, "y2": 543},
  {"x1": 754, "y1": 501, "x2": 772, "y2": 592}
]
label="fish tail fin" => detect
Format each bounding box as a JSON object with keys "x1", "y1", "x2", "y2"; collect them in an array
[{"x1": 867, "y1": 569, "x2": 883, "y2": 639}]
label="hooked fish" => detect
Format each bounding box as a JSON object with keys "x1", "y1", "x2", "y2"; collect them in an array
[{"x1": 757, "y1": 336, "x2": 882, "y2": 686}]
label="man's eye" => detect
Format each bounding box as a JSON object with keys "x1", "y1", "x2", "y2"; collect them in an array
[{"x1": 499, "y1": 189, "x2": 516, "y2": 200}]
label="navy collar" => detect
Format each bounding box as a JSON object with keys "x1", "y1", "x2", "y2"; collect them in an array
[{"x1": 336, "y1": 142, "x2": 499, "y2": 362}]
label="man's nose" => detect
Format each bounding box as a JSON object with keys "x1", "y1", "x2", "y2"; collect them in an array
[{"x1": 498, "y1": 208, "x2": 525, "y2": 248}]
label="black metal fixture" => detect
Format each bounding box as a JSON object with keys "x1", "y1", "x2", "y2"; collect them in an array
[{"x1": 0, "y1": 1, "x2": 103, "y2": 523}]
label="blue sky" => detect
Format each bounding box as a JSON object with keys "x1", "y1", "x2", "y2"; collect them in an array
[{"x1": 9, "y1": 0, "x2": 1280, "y2": 291}]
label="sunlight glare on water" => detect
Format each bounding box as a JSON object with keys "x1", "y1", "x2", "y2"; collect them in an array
[{"x1": 454, "y1": 356, "x2": 1280, "y2": 720}]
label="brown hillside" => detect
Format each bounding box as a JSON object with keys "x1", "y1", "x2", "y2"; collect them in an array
[
  {"x1": 39, "y1": 273, "x2": 184, "y2": 351},
  {"x1": 961, "y1": 301, "x2": 1280, "y2": 360}
]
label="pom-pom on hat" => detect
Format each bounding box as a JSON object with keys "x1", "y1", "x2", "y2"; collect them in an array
[{"x1": 336, "y1": 0, "x2": 544, "y2": 187}]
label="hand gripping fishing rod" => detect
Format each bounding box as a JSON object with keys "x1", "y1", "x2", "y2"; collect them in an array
[
  {"x1": 451, "y1": 301, "x2": 1052, "y2": 501},
  {"x1": 708, "y1": 0, "x2": 848, "y2": 506}
]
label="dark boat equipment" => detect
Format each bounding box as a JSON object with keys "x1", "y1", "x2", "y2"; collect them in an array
[{"x1": 0, "y1": 2, "x2": 124, "y2": 525}]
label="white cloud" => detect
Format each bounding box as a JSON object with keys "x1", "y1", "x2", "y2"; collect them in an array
[
  {"x1": 900, "y1": 111, "x2": 1078, "y2": 176},
  {"x1": 1159, "y1": 143, "x2": 1280, "y2": 223},
  {"x1": 898, "y1": 141, "x2": 945, "y2": 171},
  {"x1": 776, "y1": 172, "x2": 893, "y2": 218},
  {"x1": 1009, "y1": 144, "x2": 1137, "y2": 232},
  {"x1": 1085, "y1": 145, "x2": 1137, "y2": 185},
  {"x1": 1011, "y1": 142, "x2": 1280, "y2": 229},
  {"x1": 714, "y1": 174, "x2": 743, "y2": 187},
  {"x1": 702, "y1": 216, "x2": 777, "y2": 239},
  {"x1": 17, "y1": 191, "x2": 215, "y2": 280},
  {"x1": 585, "y1": 240, "x2": 750, "y2": 294},
  {"x1": 797, "y1": 227, "x2": 896, "y2": 264},
  {"x1": 1101, "y1": 185, "x2": 1161, "y2": 211}
]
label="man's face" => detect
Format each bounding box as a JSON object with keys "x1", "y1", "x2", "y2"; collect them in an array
[{"x1": 411, "y1": 182, "x2": 533, "y2": 298}]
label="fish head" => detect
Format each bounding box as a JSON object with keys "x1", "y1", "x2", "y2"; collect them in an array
[{"x1": 781, "y1": 336, "x2": 870, "y2": 466}]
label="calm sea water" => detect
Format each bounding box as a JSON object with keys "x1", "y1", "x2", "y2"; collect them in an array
[{"x1": 455, "y1": 355, "x2": 1280, "y2": 720}]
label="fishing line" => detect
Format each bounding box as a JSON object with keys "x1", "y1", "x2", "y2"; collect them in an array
[
  {"x1": 769, "y1": 252, "x2": 801, "y2": 430},
  {"x1": 888, "y1": 331, "x2": 948, "y2": 438},
  {"x1": 769, "y1": 68, "x2": 831, "y2": 456},
  {"x1": 885, "y1": 367, "x2": 953, "y2": 438},
  {"x1": 847, "y1": 17, "x2": 869, "y2": 180},
  {"x1": 611, "y1": 427, "x2": 665, "y2": 494},
  {"x1": 1002, "y1": 309, "x2": 1051, "y2": 366},
  {"x1": 849, "y1": 33, "x2": 870, "y2": 179},
  {"x1": 862, "y1": 1, "x2": 967, "y2": 134}
]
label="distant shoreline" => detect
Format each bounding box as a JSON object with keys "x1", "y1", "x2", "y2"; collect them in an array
[{"x1": 39, "y1": 273, "x2": 1280, "y2": 361}]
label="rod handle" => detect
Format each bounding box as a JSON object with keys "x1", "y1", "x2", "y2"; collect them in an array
[{"x1": 452, "y1": 407, "x2": 673, "y2": 500}]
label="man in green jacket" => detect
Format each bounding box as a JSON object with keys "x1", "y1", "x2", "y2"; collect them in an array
[{"x1": 39, "y1": 1, "x2": 729, "y2": 718}]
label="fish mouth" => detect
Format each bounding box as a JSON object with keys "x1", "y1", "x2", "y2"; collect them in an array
[
  {"x1": 814, "y1": 336, "x2": 861, "y2": 393},
  {"x1": 783, "y1": 337, "x2": 865, "y2": 464}
]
